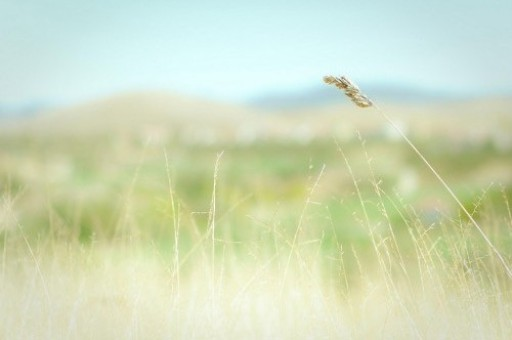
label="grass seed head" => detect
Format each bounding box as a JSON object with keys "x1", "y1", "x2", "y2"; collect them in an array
[{"x1": 323, "y1": 75, "x2": 373, "y2": 108}]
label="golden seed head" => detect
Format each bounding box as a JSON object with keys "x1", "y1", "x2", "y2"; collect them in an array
[{"x1": 323, "y1": 75, "x2": 373, "y2": 108}]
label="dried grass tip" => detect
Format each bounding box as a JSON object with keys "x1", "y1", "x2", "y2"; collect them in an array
[{"x1": 323, "y1": 75, "x2": 373, "y2": 108}]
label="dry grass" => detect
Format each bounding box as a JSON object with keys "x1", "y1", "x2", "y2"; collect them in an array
[
  {"x1": 2, "y1": 192, "x2": 512, "y2": 338},
  {"x1": 1, "y1": 84, "x2": 512, "y2": 338},
  {"x1": 323, "y1": 75, "x2": 373, "y2": 108},
  {"x1": 325, "y1": 74, "x2": 512, "y2": 280},
  {"x1": 2, "y1": 147, "x2": 512, "y2": 338}
]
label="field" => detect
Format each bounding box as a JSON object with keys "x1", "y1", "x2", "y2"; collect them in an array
[{"x1": 1, "y1": 94, "x2": 512, "y2": 338}]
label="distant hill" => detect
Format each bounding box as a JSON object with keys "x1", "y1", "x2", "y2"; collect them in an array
[
  {"x1": 20, "y1": 92, "x2": 254, "y2": 129},
  {"x1": 0, "y1": 102, "x2": 49, "y2": 119},
  {"x1": 3, "y1": 90, "x2": 511, "y2": 145},
  {"x1": 248, "y1": 83, "x2": 464, "y2": 109},
  {"x1": 3, "y1": 91, "x2": 262, "y2": 139}
]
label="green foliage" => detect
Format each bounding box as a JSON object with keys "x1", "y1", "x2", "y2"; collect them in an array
[
  {"x1": 2, "y1": 128, "x2": 512, "y2": 338},
  {"x1": 2, "y1": 133, "x2": 511, "y2": 248}
]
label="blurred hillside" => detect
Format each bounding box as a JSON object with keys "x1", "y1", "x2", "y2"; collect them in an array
[
  {"x1": 2, "y1": 92, "x2": 511, "y2": 149},
  {"x1": 248, "y1": 83, "x2": 464, "y2": 109}
]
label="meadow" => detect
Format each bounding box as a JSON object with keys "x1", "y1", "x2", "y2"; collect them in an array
[{"x1": 1, "y1": 95, "x2": 512, "y2": 338}]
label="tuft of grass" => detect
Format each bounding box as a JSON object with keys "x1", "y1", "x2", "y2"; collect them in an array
[
  {"x1": 325, "y1": 74, "x2": 512, "y2": 279},
  {"x1": 1, "y1": 89, "x2": 512, "y2": 337}
]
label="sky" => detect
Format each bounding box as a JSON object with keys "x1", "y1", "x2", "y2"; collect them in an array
[{"x1": 1, "y1": 0, "x2": 512, "y2": 105}]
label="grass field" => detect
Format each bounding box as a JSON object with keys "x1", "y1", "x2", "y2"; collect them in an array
[{"x1": 1, "y1": 96, "x2": 512, "y2": 338}]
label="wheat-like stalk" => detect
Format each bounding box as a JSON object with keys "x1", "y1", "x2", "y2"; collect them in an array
[
  {"x1": 325, "y1": 74, "x2": 512, "y2": 279},
  {"x1": 323, "y1": 75, "x2": 373, "y2": 108}
]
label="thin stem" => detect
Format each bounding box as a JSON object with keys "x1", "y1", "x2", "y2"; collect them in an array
[
  {"x1": 373, "y1": 104, "x2": 512, "y2": 279},
  {"x1": 208, "y1": 151, "x2": 223, "y2": 317}
]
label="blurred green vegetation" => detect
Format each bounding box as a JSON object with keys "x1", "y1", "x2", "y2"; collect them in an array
[{"x1": 1, "y1": 132, "x2": 512, "y2": 274}]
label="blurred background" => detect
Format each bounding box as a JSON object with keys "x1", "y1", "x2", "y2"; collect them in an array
[
  {"x1": 1, "y1": 0, "x2": 512, "y2": 109},
  {"x1": 1, "y1": 0, "x2": 512, "y2": 234},
  {"x1": 2, "y1": 1, "x2": 512, "y2": 337},
  {"x1": 1, "y1": 0, "x2": 512, "y2": 239}
]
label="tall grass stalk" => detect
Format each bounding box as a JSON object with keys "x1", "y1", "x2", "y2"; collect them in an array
[
  {"x1": 281, "y1": 164, "x2": 325, "y2": 297},
  {"x1": 336, "y1": 141, "x2": 422, "y2": 338},
  {"x1": 164, "y1": 150, "x2": 181, "y2": 303},
  {"x1": 324, "y1": 75, "x2": 512, "y2": 279},
  {"x1": 207, "y1": 152, "x2": 223, "y2": 320}
]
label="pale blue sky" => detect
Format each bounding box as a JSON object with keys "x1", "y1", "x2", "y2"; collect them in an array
[{"x1": 1, "y1": 0, "x2": 511, "y2": 105}]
